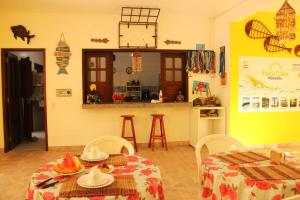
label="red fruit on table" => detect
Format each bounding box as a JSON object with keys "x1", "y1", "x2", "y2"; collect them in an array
[{"x1": 63, "y1": 153, "x2": 76, "y2": 168}]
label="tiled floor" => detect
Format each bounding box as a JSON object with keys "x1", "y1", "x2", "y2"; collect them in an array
[
  {"x1": 13, "y1": 131, "x2": 46, "y2": 151},
  {"x1": 0, "y1": 146, "x2": 198, "y2": 200},
  {"x1": 1, "y1": 145, "x2": 300, "y2": 200}
]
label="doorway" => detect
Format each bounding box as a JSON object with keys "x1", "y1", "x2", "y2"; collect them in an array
[{"x1": 1, "y1": 49, "x2": 47, "y2": 152}]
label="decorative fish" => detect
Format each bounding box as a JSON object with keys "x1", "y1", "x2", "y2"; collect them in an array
[
  {"x1": 90, "y1": 38, "x2": 109, "y2": 43},
  {"x1": 264, "y1": 36, "x2": 292, "y2": 53},
  {"x1": 11, "y1": 25, "x2": 35, "y2": 44},
  {"x1": 245, "y1": 20, "x2": 274, "y2": 39},
  {"x1": 294, "y1": 45, "x2": 300, "y2": 57},
  {"x1": 54, "y1": 33, "x2": 71, "y2": 74}
]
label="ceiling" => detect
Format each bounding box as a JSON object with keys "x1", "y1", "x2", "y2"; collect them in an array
[{"x1": 0, "y1": 0, "x2": 247, "y2": 17}]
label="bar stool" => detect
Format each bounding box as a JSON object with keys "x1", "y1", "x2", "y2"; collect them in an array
[
  {"x1": 121, "y1": 115, "x2": 138, "y2": 152},
  {"x1": 148, "y1": 114, "x2": 168, "y2": 151}
]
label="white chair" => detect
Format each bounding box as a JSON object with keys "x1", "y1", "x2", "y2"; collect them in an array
[
  {"x1": 283, "y1": 195, "x2": 300, "y2": 200},
  {"x1": 83, "y1": 136, "x2": 135, "y2": 155},
  {"x1": 195, "y1": 134, "x2": 246, "y2": 184}
]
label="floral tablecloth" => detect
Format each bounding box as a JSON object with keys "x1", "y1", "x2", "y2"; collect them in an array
[
  {"x1": 26, "y1": 155, "x2": 164, "y2": 200},
  {"x1": 201, "y1": 154, "x2": 300, "y2": 200}
]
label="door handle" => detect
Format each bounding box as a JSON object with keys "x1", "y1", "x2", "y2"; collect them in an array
[{"x1": 6, "y1": 97, "x2": 9, "y2": 103}]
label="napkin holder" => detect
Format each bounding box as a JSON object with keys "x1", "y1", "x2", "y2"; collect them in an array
[{"x1": 270, "y1": 149, "x2": 285, "y2": 164}]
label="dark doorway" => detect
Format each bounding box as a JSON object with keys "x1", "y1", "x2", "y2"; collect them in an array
[{"x1": 1, "y1": 49, "x2": 47, "y2": 152}]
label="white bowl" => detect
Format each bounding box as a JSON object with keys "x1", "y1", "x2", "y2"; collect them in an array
[
  {"x1": 80, "y1": 152, "x2": 109, "y2": 161},
  {"x1": 77, "y1": 173, "x2": 114, "y2": 188}
]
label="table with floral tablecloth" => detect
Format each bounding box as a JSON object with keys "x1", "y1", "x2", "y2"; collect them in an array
[
  {"x1": 201, "y1": 153, "x2": 300, "y2": 200},
  {"x1": 26, "y1": 155, "x2": 164, "y2": 200}
]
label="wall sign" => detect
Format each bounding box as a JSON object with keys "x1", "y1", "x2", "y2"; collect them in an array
[
  {"x1": 56, "y1": 89, "x2": 72, "y2": 97},
  {"x1": 239, "y1": 56, "x2": 300, "y2": 112}
]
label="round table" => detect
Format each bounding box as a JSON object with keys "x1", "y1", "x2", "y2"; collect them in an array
[
  {"x1": 26, "y1": 155, "x2": 164, "y2": 200},
  {"x1": 201, "y1": 154, "x2": 300, "y2": 200}
]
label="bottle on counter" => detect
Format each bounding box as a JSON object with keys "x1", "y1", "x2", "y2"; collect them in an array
[{"x1": 159, "y1": 90, "x2": 163, "y2": 102}]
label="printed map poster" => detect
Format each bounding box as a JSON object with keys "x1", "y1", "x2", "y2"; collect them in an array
[{"x1": 239, "y1": 56, "x2": 300, "y2": 112}]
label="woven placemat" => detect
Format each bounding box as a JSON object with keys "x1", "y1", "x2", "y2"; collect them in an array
[
  {"x1": 216, "y1": 151, "x2": 269, "y2": 165},
  {"x1": 59, "y1": 175, "x2": 137, "y2": 197},
  {"x1": 79, "y1": 154, "x2": 128, "y2": 167},
  {"x1": 239, "y1": 164, "x2": 300, "y2": 180}
]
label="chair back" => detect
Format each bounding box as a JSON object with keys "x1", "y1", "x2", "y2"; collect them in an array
[
  {"x1": 195, "y1": 134, "x2": 246, "y2": 184},
  {"x1": 83, "y1": 136, "x2": 135, "y2": 155}
]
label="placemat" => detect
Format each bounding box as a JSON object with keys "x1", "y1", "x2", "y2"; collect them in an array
[
  {"x1": 79, "y1": 154, "x2": 128, "y2": 167},
  {"x1": 59, "y1": 175, "x2": 137, "y2": 197},
  {"x1": 239, "y1": 164, "x2": 300, "y2": 180},
  {"x1": 216, "y1": 151, "x2": 269, "y2": 165}
]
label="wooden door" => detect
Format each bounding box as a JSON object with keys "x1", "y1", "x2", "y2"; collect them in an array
[
  {"x1": 20, "y1": 57, "x2": 33, "y2": 140},
  {"x1": 85, "y1": 52, "x2": 113, "y2": 103},
  {"x1": 161, "y1": 53, "x2": 186, "y2": 102},
  {"x1": 3, "y1": 53, "x2": 22, "y2": 150}
]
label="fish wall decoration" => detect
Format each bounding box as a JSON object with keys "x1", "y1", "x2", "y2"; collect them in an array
[
  {"x1": 90, "y1": 38, "x2": 109, "y2": 43},
  {"x1": 164, "y1": 40, "x2": 181, "y2": 45},
  {"x1": 245, "y1": 20, "x2": 274, "y2": 39},
  {"x1": 11, "y1": 25, "x2": 35, "y2": 44},
  {"x1": 245, "y1": 19, "x2": 293, "y2": 53},
  {"x1": 264, "y1": 36, "x2": 292, "y2": 53},
  {"x1": 54, "y1": 33, "x2": 71, "y2": 75},
  {"x1": 294, "y1": 45, "x2": 300, "y2": 57}
]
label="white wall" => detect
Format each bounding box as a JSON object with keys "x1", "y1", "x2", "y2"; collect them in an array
[{"x1": 113, "y1": 52, "x2": 160, "y2": 87}]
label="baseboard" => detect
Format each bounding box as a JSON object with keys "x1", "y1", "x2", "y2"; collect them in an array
[
  {"x1": 48, "y1": 145, "x2": 84, "y2": 151},
  {"x1": 48, "y1": 141, "x2": 190, "y2": 151},
  {"x1": 137, "y1": 141, "x2": 189, "y2": 148},
  {"x1": 277, "y1": 142, "x2": 300, "y2": 148},
  {"x1": 0, "y1": 148, "x2": 4, "y2": 153}
]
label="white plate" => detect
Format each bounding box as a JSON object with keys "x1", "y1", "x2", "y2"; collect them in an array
[
  {"x1": 80, "y1": 152, "x2": 109, "y2": 162},
  {"x1": 55, "y1": 167, "x2": 85, "y2": 176},
  {"x1": 77, "y1": 174, "x2": 114, "y2": 188},
  {"x1": 99, "y1": 165, "x2": 114, "y2": 174}
]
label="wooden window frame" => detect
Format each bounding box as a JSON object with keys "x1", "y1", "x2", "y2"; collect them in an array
[{"x1": 82, "y1": 49, "x2": 190, "y2": 104}]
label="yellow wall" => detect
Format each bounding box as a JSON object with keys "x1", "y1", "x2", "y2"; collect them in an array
[
  {"x1": 230, "y1": 12, "x2": 300, "y2": 145},
  {"x1": 0, "y1": 12, "x2": 213, "y2": 149}
]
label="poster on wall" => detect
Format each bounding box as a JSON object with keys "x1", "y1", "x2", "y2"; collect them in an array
[{"x1": 239, "y1": 56, "x2": 300, "y2": 112}]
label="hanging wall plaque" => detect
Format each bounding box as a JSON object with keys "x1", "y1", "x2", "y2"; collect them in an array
[
  {"x1": 219, "y1": 46, "x2": 226, "y2": 85},
  {"x1": 54, "y1": 33, "x2": 71, "y2": 74},
  {"x1": 276, "y1": 0, "x2": 296, "y2": 43},
  {"x1": 131, "y1": 52, "x2": 142, "y2": 72}
]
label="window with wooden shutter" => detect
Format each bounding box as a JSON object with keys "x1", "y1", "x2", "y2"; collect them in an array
[
  {"x1": 84, "y1": 52, "x2": 113, "y2": 103},
  {"x1": 161, "y1": 53, "x2": 186, "y2": 102}
]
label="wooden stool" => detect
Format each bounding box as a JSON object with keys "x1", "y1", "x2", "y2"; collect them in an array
[
  {"x1": 148, "y1": 114, "x2": 168, "y2": 151},
  {"x1": 121, "y1": 115, "x2": 138, "y2": 152}
]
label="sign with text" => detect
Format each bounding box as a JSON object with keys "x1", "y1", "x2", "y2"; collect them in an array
[
  {"x1": 239, "y1": 56, "x2": 300, "y2": 112},
  {"x1": 56, "y1": 89, "x2": 72, "y2": 97}
]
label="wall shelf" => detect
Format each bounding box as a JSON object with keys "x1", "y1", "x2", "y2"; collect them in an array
[{"x1": 189, "y1": 106, "x2": 226, "y2": 147}]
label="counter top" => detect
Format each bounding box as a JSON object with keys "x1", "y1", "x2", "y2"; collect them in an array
[{"x1": 82, "y1": 102, "x2": 192, "y2": 109}]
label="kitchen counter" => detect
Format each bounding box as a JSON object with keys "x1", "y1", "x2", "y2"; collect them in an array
[{"x1": 82, "y1": 102, "x2": 192, "y2": 109}]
